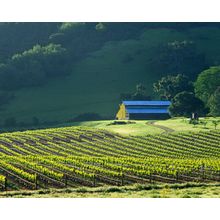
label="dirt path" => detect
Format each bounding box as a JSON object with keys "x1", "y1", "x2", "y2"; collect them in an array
[{"x1": 148, "y1": 121, "x2": 174, "y2": 133}]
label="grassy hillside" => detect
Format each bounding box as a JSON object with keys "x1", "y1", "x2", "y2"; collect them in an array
[
  {"x1": 62, "y1": 117, "x2": 220, "y2": 136},
  {"x1": 0, "y1": 28, "x2": 184, "y2": 124},
  {"x1": 68, "y1": 120, "x2": 163, "y2": 135},
  {"x1": 155, "y1": 117, "x2": 220, "y2": 132},
  {"x1": 1, "y1": 26, "x2": 220, "y2": 125}
]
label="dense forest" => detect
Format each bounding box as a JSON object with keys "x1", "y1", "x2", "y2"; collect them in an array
[{"x1": 0, "y1": 22, "x2": 220, "y2": 129}]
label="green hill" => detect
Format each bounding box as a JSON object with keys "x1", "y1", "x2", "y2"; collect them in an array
[
  {"x1": 61, "y1": 117, "x2": 220, "y2": 136},
  {"x1": 0, "y1": 23, "x2": 220, "y2": 126}
]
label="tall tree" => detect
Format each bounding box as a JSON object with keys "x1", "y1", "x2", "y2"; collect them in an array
[
  {"x1": 169, "y1": 91, "x2": 205, "y2": 117},
  {"x1": 208, "y1": 87, "x2": 220, "y2": 116},
  {"x1": 195, "y1": 66, "x2": 220, "y2": 105},
  {"x1": 131, "y1": 83, "x2": 151, "y2": 100},
  {"x1": 153, "y1": 74, "x2": 193, "y2": 100},
  {"x1": 151, "y1": 40, "x2": 207, "y2": 78},
  {"x1": 120, "y1": 83, "x2": 152, "y2": 101}
]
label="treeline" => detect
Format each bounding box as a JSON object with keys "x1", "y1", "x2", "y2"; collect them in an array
[
  {"x1": 0, "y1": 44, "x2": 70, "y2": 90},
  {"x1": 0, "y1": 22, "x2": 219, "y2": 93},
  {"x1": 150, "y1": 40, "x2": 208, "y2": 80},
  {"x1": 0, "y1": 112, "x2": 106, "y2": 132},
  {"x1": 124, "y1": 66, "x2": 220, "y2": 117},
  {"x1": 0, "y1": 23, "x2": 59, "y2": 62}
]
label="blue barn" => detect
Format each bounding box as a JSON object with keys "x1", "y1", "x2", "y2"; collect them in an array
[{"x1": 116, "y1": 100, "x2": 171, "y2": 120}]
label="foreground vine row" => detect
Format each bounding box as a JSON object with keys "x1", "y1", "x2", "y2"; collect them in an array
[{"x1": 0, "y1": 155, "x2": 220, "y2": 190}]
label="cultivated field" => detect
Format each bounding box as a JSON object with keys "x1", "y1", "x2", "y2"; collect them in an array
[{"x1": 0, "y1": 124, "x2": 219, "y2": 195}]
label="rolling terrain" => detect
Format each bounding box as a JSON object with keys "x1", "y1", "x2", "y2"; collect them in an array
[
  {"x1": 64, "y1": 117, "x2": 220, "y2": 135},
  {"x1": 0, "y1": 23, "x2": 219, "y2": 198},
  {"x1": 0, "y1": 118, "x2": 219, "y2": 197},
  {"x1": 1, "y1": 24, "x2": 220, "y2": 125}
]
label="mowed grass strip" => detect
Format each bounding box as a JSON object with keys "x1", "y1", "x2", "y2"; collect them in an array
[{"x1": 1, "y1": 182, "x2": 220, "y2": 198}]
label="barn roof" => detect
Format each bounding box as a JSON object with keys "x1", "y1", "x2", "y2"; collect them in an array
[
  {"x1": 126, "y1": 108, "x2": 169, "y2": 114},
  {"x1": 122, "y1": 101, "x2": 171, "y2": 106}
]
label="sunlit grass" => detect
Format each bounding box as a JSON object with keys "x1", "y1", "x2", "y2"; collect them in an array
[
  {"x1": 156, "y1": 117, "x2": 220, "y2": 132},
  {"x1": 68, "y1": 120, "x2": 163, "y2": 136},
  {"x1": 2, "y1": 183, "x2": 220, "y2": 198}
]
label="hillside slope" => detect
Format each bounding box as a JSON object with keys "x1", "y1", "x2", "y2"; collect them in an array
[
  {"x1": 1, "y1": 24, "x2": 220, "y2": 125},
  {"x1": 66, "y1": 117, "x2": 220, "y2": 135}
]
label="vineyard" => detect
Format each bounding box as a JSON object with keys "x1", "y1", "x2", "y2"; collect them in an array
[{"x1": 0, "y1": 126, "x2": 219, "y2": 191}]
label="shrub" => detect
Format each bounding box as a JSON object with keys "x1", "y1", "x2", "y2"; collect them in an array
[
  {"x1": 70, "y1": 113, "x2": 103, "y2": 122},
  {"x1": 4, "y1": 117, "x2": 17, "y2": 127}
]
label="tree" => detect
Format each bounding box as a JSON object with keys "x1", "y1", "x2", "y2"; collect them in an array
[
  {"x1": 212, "y1": 120, "x2": 219, "y2": 130},
  {"x1": 190, "y1": 118, "x2": 199, "y2": 127},
  {"x1": 32, "y1": 116, "x2": 40, "y2": 126},
  {"x1": 71, "y1": 113, "x2": 102, "y2": 122},
  {"x1": 120, "y1": 83, "x2": 152, "y2": 101},
  {"x1": 95, "y1": 23, "x2": 106, "y2": 31},
  {"x1": 0, "y1": 91, "x2": 14, "y2": 106},
  {"x1": 169, "y1": 91, "x2": 205, "y2": 117},
  {"x1": 4, "y1": 117, "x2": 17, "y2": 127},
  {"x1": 208, "y1": 87, "x2": 220, "y2": 116},
  {"x1": 131, "y1": 83, "x2": 152, "y2": 100},
  {"x1": 195, "y1": 66, "x2": 220, "y2": 105},
  {"x1": 153, "y1": 74, "x2": 193, "y2": 100},
  {"x1": 120, "y1": 93, "x2": 132, "y2": 101},
  {"x1": 59, "y1": 22, "x2": 85, "y2": 32},
  {"x1": 0, "y1": 44, "x2": 69, "y2": 90},
  {"x1": 151, "y1": 40, "x2": 207, "y2": 78}
]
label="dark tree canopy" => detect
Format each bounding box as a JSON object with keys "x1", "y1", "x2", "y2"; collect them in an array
[
  {"x1": 0, "y1": 91, "x2": 14, "y2": 107},
  {"x1": 153, "y1": 74, "x2": 194, "y2": 100},
  {"x1": 208, "y1": 87, "x2": 220, "y2": 116},
  {"x1": 169, "y1": 91, "x2": 205, "y2": 117},
  {"x1": 120, "y1": 83, "x2": 152, "y2": 101},
  {"x1": 4, "y1": 117, "x2": 17, "y2": 127},
  {"x1": 0, "y1": 23, "x2": 59, "y2": 62},
  {"x1": 131, "y1": 83, "x2": 152, "y2": 100},
  {"x1": 0, "y1": 44, "x2": 69, "y2": 90},
  {"x1": 150, "y1": 40, "x2": 207, "y2": 79},
  {"x1": 195, "y1": 66, "x2": 220, "y2": 105}
]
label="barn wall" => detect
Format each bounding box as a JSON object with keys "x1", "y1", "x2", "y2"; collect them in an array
[{"x1": 129, "y1": 113, "x2": 170, "y2": 120}]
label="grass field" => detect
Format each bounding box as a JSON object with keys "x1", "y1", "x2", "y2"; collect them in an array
[
  {"x1": 65, "y1": 117, "x2": 220, "y2": 136},
  {"x1": 1, "y1": 183, "x2": 220, "y2": 198},
  {"x1": 68, "y1": 120, "x2": 163, "y2": 135},
  {"x1": 155, "y1": 117, "x2": 220, "y2": 132}
]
